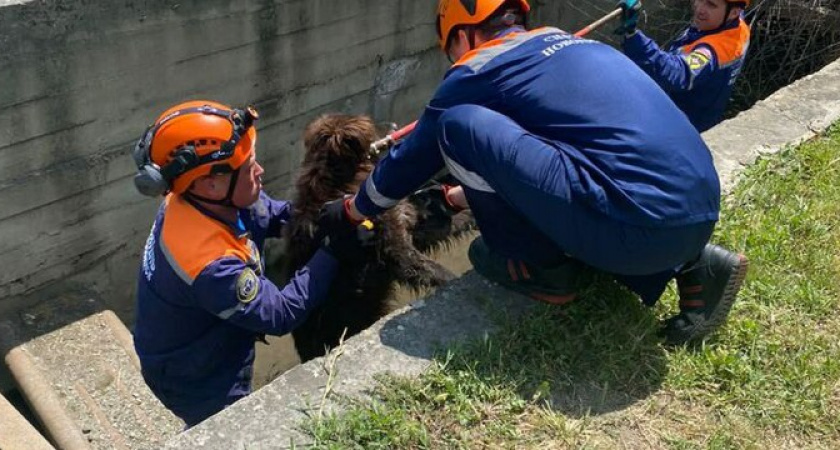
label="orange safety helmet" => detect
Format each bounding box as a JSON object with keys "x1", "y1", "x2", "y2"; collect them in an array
[
  {"x1": 132, "y1": 100, "x2": 258, "y2": 196},
  {"x1": 436, "y1": 0, "x2": 530, "y2": 52}
]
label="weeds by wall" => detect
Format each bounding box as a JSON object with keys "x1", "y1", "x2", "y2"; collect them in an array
[{"x1": 735, "y1": 0, "x2": 840, "y2": 112}]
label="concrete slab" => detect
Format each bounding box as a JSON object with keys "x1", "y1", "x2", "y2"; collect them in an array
[
  {"x1": 167, "y1": 57, "x2": 840, "y2": 449},
  {"x1": 705, "y1": 58, "x2": 840, "y2": 192},
  {"x1": 0, "y1": 295, "x2": 182, "y2": 450},
  {"x1": 0, "y1": 391, "x2": 53, "y2": 450},
  {"x1": 703, "y1": 102, "x2": 810, "y2": 192}
]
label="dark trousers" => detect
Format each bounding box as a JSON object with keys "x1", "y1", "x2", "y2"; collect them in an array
[{"x1": 437, "y1": 104, "x2": 715, "y2": 304}]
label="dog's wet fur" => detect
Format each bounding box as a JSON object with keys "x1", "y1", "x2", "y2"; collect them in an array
[{"x1": 280, "y1": 114, "x2": 474, "y2": 362}]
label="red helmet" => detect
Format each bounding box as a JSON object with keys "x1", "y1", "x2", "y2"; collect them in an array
[
  {"x1": 133, "y1": 101, "x2": 258, "y2": 196},
  {"x1": 436, "y1": 0, "x2": 530, "y2": 51}
]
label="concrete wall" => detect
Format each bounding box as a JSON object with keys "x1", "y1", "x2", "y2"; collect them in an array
[
  {"x1": 0, "y1": 0, "x2": 629, "y2": 323},
  {"x1": 0, "y1": 0, "x2": 432, "y2": 322}
]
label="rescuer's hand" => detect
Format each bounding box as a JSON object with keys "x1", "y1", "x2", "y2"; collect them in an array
[{"x1": 615, "y1": 0, "x2": 642, "y2": 36}]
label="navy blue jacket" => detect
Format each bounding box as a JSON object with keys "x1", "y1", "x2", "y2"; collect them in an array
[
  {"x1": 623, "y1": 18, "x2": 751, "y2": 131},
  {"x1": 356, "y1": 27, "x2": 720, "y2": 228},
  {"x1": 134, "y1": 192, "x2": 337, "y2": 423}
]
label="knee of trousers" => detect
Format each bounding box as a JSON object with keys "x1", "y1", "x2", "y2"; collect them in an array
[
  {"x1": 437, "y1": 104, "x2": 503, "y2": 160},
  {"x1": 437, "y1": 105, "x2": 517, "y2": 193}
]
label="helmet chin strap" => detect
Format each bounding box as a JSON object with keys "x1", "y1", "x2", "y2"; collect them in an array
[
  {"x1": 186, "y1": 167, "x2": 242, "y2": 208},
  {"x1": 712, "y1": 4, "x2": 741, "y2": 31}
]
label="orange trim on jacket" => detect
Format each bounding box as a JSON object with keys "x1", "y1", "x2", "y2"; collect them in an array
[
  {"x1": 453, "y1": 27, "x2": 556, "y2": 68},
  {"x1": 682, "y1": 19, "x2": 750, "y2": 67},
  {"x1": 159, "y1": 194, "x2": 252, "y2": 283}
]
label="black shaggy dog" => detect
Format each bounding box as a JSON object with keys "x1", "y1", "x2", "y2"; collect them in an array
[{"x1": 281, "y1": 114, "x2": 474, "y2": 362}]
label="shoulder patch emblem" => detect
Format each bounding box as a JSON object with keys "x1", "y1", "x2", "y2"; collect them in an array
[
  {"x1": 685, "y1": 50, "x2": 712, "y2": 71},
  {"x1": 236, "y1": 268, "x2": 260, "y2": 304}
]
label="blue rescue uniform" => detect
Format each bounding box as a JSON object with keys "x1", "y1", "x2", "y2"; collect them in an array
[
  {"x1": 356, "y1": 27, "x2": 721, "y2": 303},
  {"x1": 134, "y1": 192, "x2": 337, "y2": 426},
  {"x1": 623, "y1": 17, "x2": 751, "y2": 132}
]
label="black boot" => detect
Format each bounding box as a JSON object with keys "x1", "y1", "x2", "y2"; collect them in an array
[
  {"x1": 662, "y1": 244, "x2": 749, "y2": 345},
  {"x1": 468, "y1": 236, "x2": 584, "y2": 305}
]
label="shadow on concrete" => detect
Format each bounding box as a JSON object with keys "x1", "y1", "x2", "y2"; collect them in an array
[
  {"x1": 378, "y1": 271, "x2": 668, "y2": 418},
  {"x1": 0, "y1": 287, "x2": 108, "y2": 355}
]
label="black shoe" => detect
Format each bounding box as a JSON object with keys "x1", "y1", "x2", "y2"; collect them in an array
[
  {"x1": 468, "y1": 237, "x2": 582, "y2": 305},
  {"x1": 662, "y1": 244, "x2": 749, "y2": 345}
]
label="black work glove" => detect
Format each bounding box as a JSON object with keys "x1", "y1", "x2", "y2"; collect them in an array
[
  {"x1": 317, "y1": 197, "x2": 361, "y2": 234},
  {"x1": 614, "y1": 0, "x2": 642, "y2": 36},
  {"x1": 320, "y1": 226, "x2": 373, "y2": 264},
  {"x1": 410, "y1": 183, "x2": 465, "y2": 218},
  {"x1": 317, "y1": 198, "x2": 374, "y2": 263}
]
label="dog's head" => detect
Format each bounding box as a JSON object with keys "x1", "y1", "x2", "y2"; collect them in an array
[{"x1": 300, "y1": 114, "x2": 379, "y2": 194}]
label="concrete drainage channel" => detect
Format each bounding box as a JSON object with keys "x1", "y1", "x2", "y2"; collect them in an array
[
  {"x1": 0, "y1": 58, "x2": 837, "y2": 450},
  {"x1": 166, "y1": 59, "x2": 840, "y2": 448},
  {"x1": 0, "y1": 0, "x2": 836, "y2": 447},
  {"x1": 0, "y1": 19, "x2": 836, "y2": 450}
]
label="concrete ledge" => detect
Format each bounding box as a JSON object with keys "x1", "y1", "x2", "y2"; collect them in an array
[
  {"x1": 1, "y1": 296, "x2": 181, "y2": 450},
  {"x1": 705, "y1": 58, "x2": 840, "y2": 193},
  {"x1": 0, "y1": 392, "x2": 54, "y2": 450},
  {"x1": 167, "y1": 58, "x2": 840, "y2": 449}
]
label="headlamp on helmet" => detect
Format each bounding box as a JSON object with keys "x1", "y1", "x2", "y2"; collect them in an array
[{"x1": 132, "y1": 101, "x2": 259, "y2": 197}]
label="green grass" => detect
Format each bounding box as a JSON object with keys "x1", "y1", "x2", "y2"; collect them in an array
[{"x1": 304, "y1": 123, "x2": 840, "y2": 449}]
